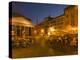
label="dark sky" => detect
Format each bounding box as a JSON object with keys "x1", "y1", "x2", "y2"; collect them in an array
[{"x1": 11, "y1": 2, "x2": 68, "y2": 25}]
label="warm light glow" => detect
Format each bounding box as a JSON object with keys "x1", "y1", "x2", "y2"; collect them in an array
[
  {"x1": 40, "y1": 29, "x2": 45, "y2": 36},
  {"x1": 48, "y1": 32, "x2": 51, "y2": 36},
  {"x1": 34, "y1": 30, "x2": 37, "y2": 34},
  {"x1": 65, "y1": 25, "x2": 78, "y2": 34},
  {"x1": 47, "y1": 26, "x2": 55, "y2": 36},
  {"x1": 49, "y1": 27, "x2": 55, "y2": 32},
  {"x1": 41, "y1": 29, "x2": 44, "y2": 33},
  {"x1": 71, "y1": 27, "x2": 77, "y2": 31}
]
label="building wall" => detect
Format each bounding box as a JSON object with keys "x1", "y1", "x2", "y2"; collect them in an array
[
  {"x1": 51, "y1": 15, "x2": 66, "y2": 29},
  {"x1": 64, "y1": 5, "x2": 78, "y2": 27},
  {"x1": 10, "y1": 16, "x2": 34, "y2": 41},
  {"x1": 33, "y1": 5, "x2": 78, "y2": 36}
]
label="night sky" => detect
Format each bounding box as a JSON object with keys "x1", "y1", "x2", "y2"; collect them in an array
[{"x1": 11, "y1": 1, "x2": 68, "y2": 25}]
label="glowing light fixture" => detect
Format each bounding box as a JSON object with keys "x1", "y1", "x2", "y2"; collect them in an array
[
  {"x1": 48, "y1": 32, "x2": 51, "y2": 36},
  {"x1": 49, "y1": 27, "x2": 55, "y2": 32},
  {"x1": 41, "y1": 29, "x2": 44, "y2": 33}
]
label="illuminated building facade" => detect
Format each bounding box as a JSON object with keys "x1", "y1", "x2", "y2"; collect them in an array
[
  {"x1": 10, "y1": 13, "x2": 34, "y2": 41},
  {"x1": 64, "y1": 5, "x2": 78, "y2": 27},
  {"x1": 37, "y1": 5, "x2": 78, "y2": 34}
]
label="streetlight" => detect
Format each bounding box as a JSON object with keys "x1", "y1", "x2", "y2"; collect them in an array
[
  {"x1": 49, "y1": 27, "x2": 55, "y2": 32},
  {"x1": 48, "y1": 32, "x2": 51, "y2": 36},
  {"x1": 40, "y1": 29, "x2": 44, "y2": 36},
  {"x1": 41, "y1": 29, "x2": 44, "y2": 33},
  {"x1": 48, "y1": 26, "x2": 55, "y2": 36}
]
